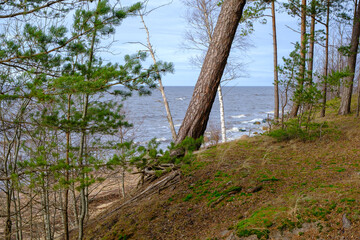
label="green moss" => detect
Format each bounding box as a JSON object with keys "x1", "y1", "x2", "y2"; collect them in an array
[
  {"x1": 278, "y1": 218, "x2": 302, "y2": 232},
  {"x1": 260, "y1": 176, "x2": 280, "y2": 182},
  {"x1": 181, "y1": 160, "x2": 208, "y2": 175},
  {"x1": 237, "y1": 229, "x2": 270, "y2": 239},
  {"x1": 236, "y1": 206, "x2": 287, "y2": 239},
  {"x1": 183, "y1": 194, "x2": 193, "y2": 202}
]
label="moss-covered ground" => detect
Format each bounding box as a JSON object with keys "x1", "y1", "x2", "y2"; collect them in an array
[{"x1": 84, "y1": 101, "x2": 360, "y2": 239}]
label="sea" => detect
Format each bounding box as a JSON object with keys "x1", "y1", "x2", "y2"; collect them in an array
[{"x1": 119, "y1": 86, "x2": 275, "y2": 150}]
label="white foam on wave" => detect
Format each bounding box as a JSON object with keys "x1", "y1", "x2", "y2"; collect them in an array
[
  {"x1": 156, "y1": 137, "x2": 167, "y2": 142},
  {"x1": 242, "y1": 118, "x2": 263, "y2": 124},
  {"x1": 175, "y1": 124, "x2": 181, "y2": 127},
  {"x1": 226, "y1": 127, "x2": 240, "y2": 133},
  {"x1": 176, "y1": 97, "x2": 186, "y2": 101},
  {"x1": 231, "y1": 114, "x2": 246, "y2": 119},
  {"x1": 266, "y1": 111, "x2": 274, "y2": 114}
]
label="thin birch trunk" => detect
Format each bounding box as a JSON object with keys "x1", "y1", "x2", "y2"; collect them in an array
[{"x1": 217, "y1": 85, "x2": 226, "y2": 142}]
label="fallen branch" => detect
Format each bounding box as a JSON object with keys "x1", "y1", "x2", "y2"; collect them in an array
[{"x1": 100, "y1": 170, "x2": 181, "y2": 220}]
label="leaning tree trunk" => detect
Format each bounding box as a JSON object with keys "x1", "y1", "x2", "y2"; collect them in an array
[
  {"x1": 174, "y1": 0, "x2": 246, "y2": 147},
  {"x1": 290, "y1": 0, "x2": 307, "y2": 117},
  {"x1": 338, "y1": 0, "x2": 360, "y2": 115},
  {"x1": 139, "y1": 13, "x2": 177, "y2": 140},
  {"x1": 271, "y1": 0, "x2": 279, "y2": 121}
]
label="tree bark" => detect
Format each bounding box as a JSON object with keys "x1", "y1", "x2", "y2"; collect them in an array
[
  {"x1": 290, "y1": 0, "x2": 307, "y2": 117},
  {"x1": 271, "y1": 0, "x2": 279, "y2": 121},
  {"x1": 175, "y1": 0, "x2": 246, "y2": 146},
  {"x1": 338, "y1": 0, "x2": 360, "y2": 115},
  {"x1": 321, "y1": 0, "x2": 330, "y2": 117}
]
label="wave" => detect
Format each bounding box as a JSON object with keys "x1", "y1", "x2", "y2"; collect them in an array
[
  {"x1": 231, "y1": 114, "x2": 246, "y2": 119},
  {"x1": 156, "y1": 137, "x2": 167, "y2": 142},
  {"x1": 226, "y1": 127, "x2": 240, "y2": 133},
  {"x1": 176, "y1": 97, "x2": 186, "y2": 101},
  {"x1": 242, "y1": 118, "x2": 263, "y2": 124}
]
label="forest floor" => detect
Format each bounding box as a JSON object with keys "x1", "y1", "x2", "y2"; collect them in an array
[{"x1": 83, "y1": 101, "x2": 360, "y2": 240}]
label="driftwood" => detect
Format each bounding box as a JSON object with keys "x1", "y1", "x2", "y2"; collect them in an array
[{"x1": 100, "y1": 170, "x2": 181, "y2": 220}]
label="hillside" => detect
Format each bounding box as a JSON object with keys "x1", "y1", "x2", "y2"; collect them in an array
[{"x1": 84, "y1": 108, "x2": 360, "y2": 239}]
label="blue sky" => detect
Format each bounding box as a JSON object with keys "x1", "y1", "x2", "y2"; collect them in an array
[{"x1": 109, "y1": 0, "x2": 300, "y2": 86}]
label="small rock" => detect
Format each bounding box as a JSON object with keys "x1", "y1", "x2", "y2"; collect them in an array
[
  {"x1": 246, "y1": 186, "x2": 263, "y2": 193},
  {"x1": 226, "y1": 233, "x2": 240, "y2": 240},
  {"x1": 240, "y1": 128, "x2": 246, "y2": 132},
  {"x1": 262, "y1": 126, "x2": 269, "y2": 131},
  {"x1": 220, "y1": 230, "x2": 231, "y2": 237},
  {"x1": 254, "y1": 121, "x2": 261, "y2": 125},
  {"x1": 226, "y1": 181, "x2": 233, "y2": 186},
  {"x1": 240, "y1": 135, "x2": 249, "y2": 140},
  {"x1": 342, "y1": 213, "x2": 351, "y2": 229}
]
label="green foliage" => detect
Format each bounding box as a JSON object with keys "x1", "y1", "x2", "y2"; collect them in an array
[
  {"x1": 236, "y1": 206, "x2": 287, "y2": 239},
  {"x1": 267, "y1": 119, "x2": 330, "y2": 142},
  {"x1": 237, "y1": 229, "x2": 270, "y2": 239},
  {"x1": 277, "y1": 218, "x2": 302, "y2": 232},
  {"x1": 183, "y1": 194, "x2": 193, "y2": 202}
]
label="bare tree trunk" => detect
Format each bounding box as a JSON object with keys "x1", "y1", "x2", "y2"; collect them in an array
[
  {"x1": 290, "y1": 0, "x2": 307, "y2": 117},
  {"x1": 5, "y1": 185, "x2": 12, "y2": 240},
  {"x1": 15, "y1": 189, "x2": 23, "y2": 240},
  {"x1": 175, "y1": 0, "x2": 246, "y2": 147},
  {"x1": 308, "y1": 0, "x2": 316, "y2": 86},
  {"x1": 121, "y1": 168, "x2": 126, "y2": 197},
  {"x1": 42, "y1": 181, "x2": 52, "y2": 240},
  {"x1": 77, "y1": 95, "x2": 89, "y2": 240},
  {"x1": 62, "y1": 94, "x2": 71, "y2": 240},
  {"x1": 139, "y1": 13, "x2": 177, "y2": 141},
  {"x1": 338, "y1": 0, "x2": 360, "y2": 115},
  {"x1": 30, "y1": 188, "x2": 33, "y2": 240},
  {"x1": 271, "y1": 0, "x2": 279, "y2": 121},
  {"x1": 321, "y1": 1, "x2": 330, "y2": 117},
  {"x1": 356, "y1": 73, "x2": 360, "y2": 116},
  {"x1": 217, "y1": 85, "x2": 226, "y2": 142},
  {"x1": 71, "y1": 184, "x2": 79, "y2": 227}
]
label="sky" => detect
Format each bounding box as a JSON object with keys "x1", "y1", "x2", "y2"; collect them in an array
[{"x1": 107, "y1": 0, "x2": 301, "y2": 86}]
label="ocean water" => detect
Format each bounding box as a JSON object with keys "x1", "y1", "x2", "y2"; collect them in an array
[{"x1": 119, "y1": 86, "x2": 275, "y2": 149}]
